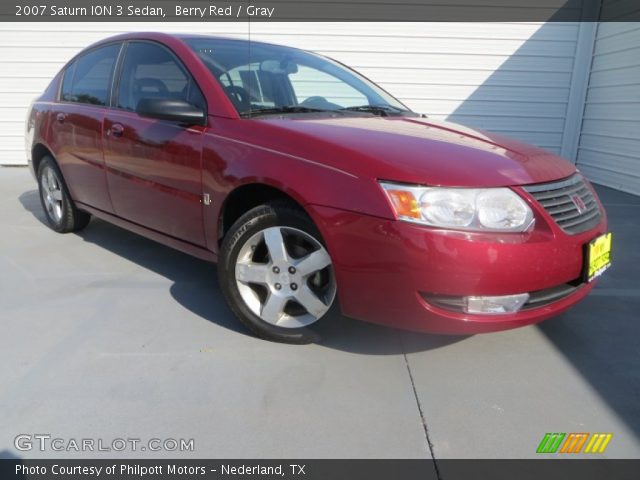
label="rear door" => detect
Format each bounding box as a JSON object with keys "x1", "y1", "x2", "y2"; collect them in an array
[
  {"x1": 50, "y1": 43, "x2": 122, "y2": 212},
  {"x1": 103, "y1": 41, "x2": 206, "y2": 246}
]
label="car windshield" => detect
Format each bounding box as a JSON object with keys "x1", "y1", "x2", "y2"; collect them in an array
[{"x1": 184, "y1": 37, "x2": 414, "y2": 118}]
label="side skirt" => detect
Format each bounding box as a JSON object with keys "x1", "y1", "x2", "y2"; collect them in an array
[{"x1": 76, "y1": 201, "x2": 218, "y2": 264}]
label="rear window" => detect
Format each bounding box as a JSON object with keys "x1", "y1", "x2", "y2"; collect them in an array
[{"x1": 61, "y1": 44, "x2": 120, "y2": 106}]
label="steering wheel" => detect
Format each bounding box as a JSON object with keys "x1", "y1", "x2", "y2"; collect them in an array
[
  {"x1": 224, "y1": 86, "x2": 252, "y2": 108},
  {"x1": 300, "y1": 96, "x2": 342, "y2": 110},
  {"x1": 300, "y1": 96, "x2": 327, "y2": 105}
]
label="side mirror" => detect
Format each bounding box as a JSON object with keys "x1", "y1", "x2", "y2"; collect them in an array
[{"x1": 136, "y1": 98, "x2": 206, "y2": 126}]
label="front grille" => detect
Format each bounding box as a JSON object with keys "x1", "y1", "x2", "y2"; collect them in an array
[
  {"x1": 523, "y1": 174, "x2": 601, "y2": 235},
  {"x1": 523, "y1": 282, "x2": 580, "y2": 310}
]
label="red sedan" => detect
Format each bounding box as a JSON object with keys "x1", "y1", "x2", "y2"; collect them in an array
[{"x1": 25, "y1": 32, "x2": 612, "y2": 343}]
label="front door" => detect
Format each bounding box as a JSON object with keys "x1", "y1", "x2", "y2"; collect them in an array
[
  {"x1": 52, "y1": 43, "x2": 122, "y2": 213},
  {"x1": 103, "y1": 41, "x2": 207, "y2": 246}
]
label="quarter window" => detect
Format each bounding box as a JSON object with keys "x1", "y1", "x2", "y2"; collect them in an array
[
  {"x1": 61, "y1": 62, "x2": 76, "y2": 102},
  {"x1": 62, "y1": 44, "x2": 120, "y2": 106},
  {"x1": 117, "y1": 42, "x2": 205, "y2": 112}
]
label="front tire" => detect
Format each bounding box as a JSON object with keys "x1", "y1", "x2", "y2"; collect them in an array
[
  {"x1": 219, "y1": 201, "x2": 337, "y2": 344},
  {"x1": 37, "y1": 156, "x2": 90, "y2": 233}
]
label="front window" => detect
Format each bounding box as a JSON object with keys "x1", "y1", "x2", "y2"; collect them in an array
[
  {"x1": 184, "y1": 38, "x2": 413, "y2": 118},
  {"x1": 117, "y1": 41, "x2": 205, "y2": 112}
]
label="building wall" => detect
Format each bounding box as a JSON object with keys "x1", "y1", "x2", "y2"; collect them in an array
[
  {"x1": 0, "y1": 22, "x2": 582, "y2": 165},
  {"x1": 576, "y1": 22, "x2": 640, "y2": 196}
]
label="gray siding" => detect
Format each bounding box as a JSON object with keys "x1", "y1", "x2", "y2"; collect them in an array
[
  {"x1": 576, "y1": 22, "x2": 640, "y2": 196},
  {"x1": 0, "y1": 22, "x2": 581, "y2": 165}
]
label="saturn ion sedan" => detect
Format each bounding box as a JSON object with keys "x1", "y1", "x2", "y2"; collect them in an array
[{"x1": 25, "y1": 32, "x2": 612, "y2": 343}]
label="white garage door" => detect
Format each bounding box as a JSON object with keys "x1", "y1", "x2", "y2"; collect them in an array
[
  {"x1": 0, "y1": 22, "x2": 581, "y2": 165},
  {"x1": 576, "y1": 22, "x2": 640, "y2": 196}
]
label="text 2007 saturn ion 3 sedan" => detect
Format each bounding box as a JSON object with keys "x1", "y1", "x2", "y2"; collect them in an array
[{"x1": 25, "y1": 33, "x2": 612, "y2": 343}]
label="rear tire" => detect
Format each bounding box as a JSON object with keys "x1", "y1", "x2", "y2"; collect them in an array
[
  {"x1": 37, "y1": 155, "x2": 90, "y2": 233},
  {"x1": 219, "y1": 201, "x2": 338, "y2": 344}
]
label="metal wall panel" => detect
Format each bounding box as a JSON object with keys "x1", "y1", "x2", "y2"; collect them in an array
[
  {"x1": 576, "y1": 22, "x2": 640, "y2": 195},
  {"x1": 0, "y1": 22, "x2": 580, "y2": 165}
]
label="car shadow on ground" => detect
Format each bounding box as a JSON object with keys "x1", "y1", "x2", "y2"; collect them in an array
[
  {"x1": 537, "y1": 185, "x2": 640, "y2": 440},
  {"x1": 0, "y1": 450, "x2": 22, "y2": 460},
  {"x1": 0, "y1": 450, "x2": 25, "y2": 479},
  {"x1": 538, "y1": 302, "x2": 640, "y2": 440},
  {"x1": 18, "y1": 189, "x2": 469, "y2": 355}
]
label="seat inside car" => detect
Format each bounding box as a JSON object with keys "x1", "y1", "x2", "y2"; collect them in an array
[{"x1": 133, "y1": 77, "x2": 169, "y2": 103}]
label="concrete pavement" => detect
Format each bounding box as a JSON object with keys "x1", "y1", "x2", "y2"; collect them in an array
[{"x1": 0, "y1": 167, "x2": 638, "y2": 462}]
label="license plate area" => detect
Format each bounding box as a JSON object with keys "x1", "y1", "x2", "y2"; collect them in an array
[{"x1": 585, "y1": 232, "x2": 612, "y2": 282}]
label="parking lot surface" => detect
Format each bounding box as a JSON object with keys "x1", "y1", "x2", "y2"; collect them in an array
[{"x1": 1, "y1": 167, "x2": 638, "y2": 461}]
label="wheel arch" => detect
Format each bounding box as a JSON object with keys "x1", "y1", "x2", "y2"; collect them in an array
[
  {"x1": 31, "y1": 142, "x2": 56, "y2": 176},
  {"x1": 218, "y1": 182, "x2": 314, "y2": 245}
]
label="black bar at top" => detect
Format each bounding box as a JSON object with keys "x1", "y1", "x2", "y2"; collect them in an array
[{"x1": 2, "y1": 0, "x2": 639, "y2": 22}]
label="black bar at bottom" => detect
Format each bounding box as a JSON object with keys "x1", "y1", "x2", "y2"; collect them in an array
[{"x1": 1, "y1": 459, "x2": 640, "y2": 480}]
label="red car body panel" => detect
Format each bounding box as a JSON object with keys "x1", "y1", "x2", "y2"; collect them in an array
[
  {"x1": 103, "y1": 110, "x2": 207, "y2": 245},
  {"x1": 240, "y1": 116, "x2": 577, "y2": 187},
  {"x1": 26, "y1": 32, "x2": 608, "y2": 334},
  {"x1": 307, "y1": 200, "x2": 607, "y2": 333}
]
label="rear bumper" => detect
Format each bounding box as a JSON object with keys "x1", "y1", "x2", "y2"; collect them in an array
[{"x1": 307, "y1": 204, "x2": 608, "y2": 334}]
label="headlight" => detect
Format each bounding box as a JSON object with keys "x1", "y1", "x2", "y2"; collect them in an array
[{"x1": 379, "y1": 181, "x2": 534, "y2": 232}]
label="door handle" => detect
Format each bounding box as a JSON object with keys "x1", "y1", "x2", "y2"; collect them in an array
[
  {"x1": 109, "y1": 123, "x2": 124, "y2": 137},
  {"x1": 56, "y1": 113, "x2": 66, "y2": 123}
]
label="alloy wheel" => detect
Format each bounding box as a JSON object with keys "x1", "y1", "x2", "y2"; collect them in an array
[
  {"x1": 41, "y1": 166, "x2": 64, "y2": 223},
  {"x1": 234, "y1": 226, "x2": 336, "y2": 328}
]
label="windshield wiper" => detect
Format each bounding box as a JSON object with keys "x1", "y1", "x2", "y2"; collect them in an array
[
  {"x1": 241, "y1": 105, "x2": 328, "y2": 118},
  {"x1": 338, "y1": 105, "x2": 410, "y2": 116}
]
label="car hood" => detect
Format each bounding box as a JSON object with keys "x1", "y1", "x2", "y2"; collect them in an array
[{"x1": 257, "y1": 115, "x2": 576, "y2": 187}]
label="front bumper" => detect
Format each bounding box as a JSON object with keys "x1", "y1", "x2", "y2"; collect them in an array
[{"x1": 307, "y1": 201, "x2": 608, "y2": 334}]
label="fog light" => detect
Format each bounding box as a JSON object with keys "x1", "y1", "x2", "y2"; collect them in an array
[{"x1": 464, "y1": 293, "x2": 530, "y2": 314}]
